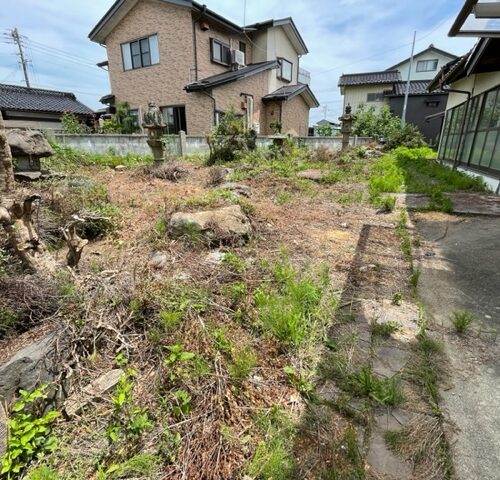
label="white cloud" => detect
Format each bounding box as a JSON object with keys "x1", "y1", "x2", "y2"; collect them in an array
[{"x1": 1, "y1": 0, "x2": 476, "y2": 121}]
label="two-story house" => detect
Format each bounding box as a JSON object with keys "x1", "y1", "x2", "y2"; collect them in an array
[
  {"x1": 89, "y1": 0, "x2": 319, "y2": 136},
  {"x1": 338, "y1": 45, "x2": 457, "y2": 143}
]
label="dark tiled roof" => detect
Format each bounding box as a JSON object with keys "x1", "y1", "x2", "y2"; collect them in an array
[
  {"x1": 338, "y1": 70, "x2": 401, "y2": 86},
  {"x1": 263, "y1": 84, "x2": 306, "y2": 99},
  {"x1": 388, "y1": 80, "x2": 446, "y2": 96},
  {"x1": 263, "y1": 83, "x2": 319, "y2": 108},
  {"x1": 0, "y1": 84, "x2": 93, "y2": 114},
  {"x1": 185, "y1": 61, "x2": 278, "y2": 91}
]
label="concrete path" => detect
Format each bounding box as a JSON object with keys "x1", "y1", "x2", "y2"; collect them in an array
[
  {"x1": 394, "y1": 192, "x2": 500, "y2": 216},
  {"x1": 413, "y1": 213, "x2": 500, "y2": 480}
]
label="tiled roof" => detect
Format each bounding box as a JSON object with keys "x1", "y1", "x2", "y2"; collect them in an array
[
  {"x1": 388, "y1": 80, "x2": 446, "y2": 96},
  {"x1": 185, "y1": 61, "x2": 278, "y2": 91},
  {"x1": 262, "y1": 84, "x2": 306, "y2": 99},
  {"x1": 0, "y1": 84, "x2": 93, "y2": 115},
  {"x1": 338, "y1": 70, "x2": 401, "y2": 86},
  {"x1": 263, "y1": 83, "x2": 320, "y2": 108}
]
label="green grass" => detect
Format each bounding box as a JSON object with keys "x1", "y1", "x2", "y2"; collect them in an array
[
  {"x1": 25, "y1": 466, "x2": 59, "y2": 480},
  {"x1": 368, "y1": 146, "x2": 488, "y2": 211},
  {"x1": 450, "y1": 310, "x2": 475, "y2": 334},
  {"x1": 247, "y1": 407, "x2": 296, "y2": 480},
  {"x1": 229, "y1": 346, "x2": 258, "y2": 382},
  {"x1": 254, "y1": 257, "x2": 331, "y2": 349},
  {"x1": 45, "y1": 142, "x2": 152, "y2": 172},
  {"x1": 371, "y1": 320, "x2": 401, "y2": 338},
  {"x1": 347, "y1": 367, "x2": 404, "y2": 406}
]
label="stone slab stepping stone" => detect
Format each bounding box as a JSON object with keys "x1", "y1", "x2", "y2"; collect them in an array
[
  {"x1": 367, "y1": 429, "x2": 412, "y2": 479},
  {"x1": 372, "y1": 346, "x2": 410, "y2": 378},
  {"x1": 361, "y1": 299, "x2": 419, "y2": 343},
  {"x1": 297, "y1": 169, "x2": 325, "y2": 181},
  {"x1": 393, "y1": 192, "x2": 500, "y2": 216},
  {"x1": 64, "y1": 369, "x2": 123, "y2": 417},
  {"x1": 219, "y1": 182, "x2": 252, "y2": 197},
  {"x1": 0, "y1": 402, "x2": 7, "y2": 460},
  {"x1": 169, "y1": 205, "x2": 252, "y2": 243}
]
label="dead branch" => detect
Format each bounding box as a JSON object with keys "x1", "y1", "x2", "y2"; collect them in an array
[{"x1": 61, "y1": 215, "x2": 89, "y2": 269}]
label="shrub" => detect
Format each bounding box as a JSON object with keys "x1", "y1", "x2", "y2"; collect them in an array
[
  {"x1": 206, "y1": 107, "x2": 253, "y2": 165},
  {"x1": 61, "y1": 112, "x2": 88, "y2": 134},
  {"x1": 1, "y1": 386, "x2": 60, "y2": 477},
  {"x1": 353, "y1": 105, "x2": 426, "y2": 148}
]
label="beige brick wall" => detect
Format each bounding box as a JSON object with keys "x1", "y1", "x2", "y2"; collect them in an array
[
  {"x1": 281, "y1": 95, "x2": 310, "y2": 136},
  {"x1": 103, "y1": 0, "x2": 310, "y2": 136}
]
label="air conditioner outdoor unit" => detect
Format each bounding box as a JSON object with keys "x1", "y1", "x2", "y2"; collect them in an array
[{"x1": 231, "y1": 49, "x2": 245, "y2": 67}]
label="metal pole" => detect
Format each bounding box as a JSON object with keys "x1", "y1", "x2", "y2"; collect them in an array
[
  {"x1": 401, "y1": 31, "x2": 416, "y2": 127},
  {"x1": 11, "y1": 28, "x2": 30, "y2": 88}
]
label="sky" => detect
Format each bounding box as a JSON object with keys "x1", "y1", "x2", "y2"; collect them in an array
[{"x1": 0, "y1": 0, "x2": 476, "y2": 125}]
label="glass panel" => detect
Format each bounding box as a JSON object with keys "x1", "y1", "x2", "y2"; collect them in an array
[
  {"x1": 140, "y1": 38, "x2": 150, "y2": 54},
  {"x1": 132, "y1": 54, "x2": 141, "y2": 69},
  {"x1": 479, "y1": 90, "x2": 497, "y2": 128},
  {"x1": 460, "y1": 132, "x2": 475, "y2": 165},
  {"x1": 121, "y1": 43, "x2": 132, "y2": 70},
  {"x1": 489, "y1": 134, "x2": 500, "y2": 172},
  {"x1": 470, "y1": 131, "x2": 487, "y2": 165},
  {"x1": 480, "y1": 130, "x2": 498, "y2": 167},
  {"x1": 130, "y1": 41, "x2": 140, "y2": 56},
  {"x1": 149, "y1": 35, "x2": 159, "y2": 64},
  {"x1": 142, "y1": 52, "x2": 151, "y2": 67},
  {"x1": 212, "y1": 41, "x2": 221, "y2": 62}
]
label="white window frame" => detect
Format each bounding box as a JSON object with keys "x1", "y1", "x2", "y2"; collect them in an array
[
  {"x1": 416, "y1": 59, "x2": 439, "y2": 72},
  {"x1": 121, "y1": 34, "x2": 159, "y2": 71},
  {"x1": 277, "y1": 58, "x2": 293, "y2": 83}
]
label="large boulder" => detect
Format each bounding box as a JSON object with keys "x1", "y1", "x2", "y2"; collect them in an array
[
  {"x1": 0, "y1": 331, "x2": 58, "y2": 402},
  {"x1": 6, "y1": 129, "x2": 54, "y2": 158},
  {"x1": 0, "y1": 402, "x2": 6, "y2": 461},
  {"x1": 169, "y1": 205, "x2": 252, "y2": 244}
]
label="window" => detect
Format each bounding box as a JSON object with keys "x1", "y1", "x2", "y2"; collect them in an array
[
  {"x1": 211, "y1": 38, "x2": 231, "y2": 65},
  {"x1": 416, "y1": 59, "x2": 438, "y2": 72},
  {"x1": 277, "y1": 58, "x2": 293, "y2": 82},
  {"x1": 128, "y1": 109, "x2": 140, "y2": 130},
  {"x1": 239, "y1": 41, "x2": 246, "y2": 56},
  {"x1": 367, "y1": 93, "x2": 384, "y2": 102},
  {"x1": 121, "y1": 34, "x2": 159, "y2": 70},
  {"x1": 426, "y1": 100, "x2": 440, "y2": 108},
  {"x1": 438, "y1": 84, "x2": 500, "y2": 174},
  {"x1": 161, "y1": 106, "x2": 187, "y2": 134}
]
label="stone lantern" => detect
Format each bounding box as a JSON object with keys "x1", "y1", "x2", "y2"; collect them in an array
[
  {"x1": 142, "y1": 102, "x2": 166, "y2": 163},
  {"x1": 338, "y1": 104, "x2": 355, "y2": 151}
]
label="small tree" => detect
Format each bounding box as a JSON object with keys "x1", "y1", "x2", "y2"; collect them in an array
[
  {"x1": 206, "y1": 107, "x2": 249, "y2": 165},
  {"x1": 316, "y1": 123, "x2": 333, "y2": 137},
  {"x1": 61, "y1": 112, "x2": 86, "y2": 134},
  {"x1": 353, "y1": 105, "x2": 425, "y2": 148}
]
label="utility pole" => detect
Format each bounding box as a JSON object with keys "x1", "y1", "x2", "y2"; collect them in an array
[
  {"x1": 401, "y1": 31, "x2": 416, "y2": 127},
  {"x1": 9, "y1": 28, "x2": 31, "y2": 88}
]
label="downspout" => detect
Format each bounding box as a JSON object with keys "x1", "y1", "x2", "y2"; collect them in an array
[
  {"x1": 447, "y1": 88, "x2": 471, "y2": 170},
  {"x1": 240, "y1": 92, "x2": 254, "y2": 130},
  {"x1": 202, "y1": 90, "x2": 216, "y2": 126},
  {"x1": 192, "y1": 5, "x2": 207, "y2": 82}
]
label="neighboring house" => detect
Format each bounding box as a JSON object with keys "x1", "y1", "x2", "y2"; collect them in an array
[
  {"x1": 313, "y1": 119, "x2": 340, "y2": 136},
  {"x1": 0, "y1": 83, "x2": 93, "y2": 130},
  {"x1": 89, "y1": 0, "x2": 319, "y2": 136},
  {"x1": 338, "y1": 45, "x2": 457, "y2": 144},
  {"x1": 428, "y1": 1, "x2": 500, "y2": 192}
]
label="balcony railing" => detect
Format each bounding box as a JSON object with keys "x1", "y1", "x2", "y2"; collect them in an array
[{"x1": 298, "y1": 67, "x2": 311, "y2": 85}]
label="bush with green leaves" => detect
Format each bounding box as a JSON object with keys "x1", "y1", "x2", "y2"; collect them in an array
[
  {"x1": 1, "y1": 386, "x2": 60, "y2": 478},
  {"x1": 353, "y1": 104, "x2": 426, "y2": 148},
  {"x1": 61, "y1": 112, "x2": 88, "y2": 134},
  {"x1": 206, "y1": 107, "x2": 253, "y2": 165}
]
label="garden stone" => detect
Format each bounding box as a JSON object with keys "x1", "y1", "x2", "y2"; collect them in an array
[
  {"x1": 367, "y1": 429, "x2": 412, "y2": 479},
  {"x1": 149, "y1": 251, "x2": 168, "y2": 270},
  {"x1": 169, "y1": 205, "x2": 252, "y2": 243},
  {"x1": 219, "y1": 182, "x2": 252, "y2": 197},
  {"x1": 205, "y1": 251, "x2": 225, "y2": 265},
  {"x1": 0, "y1": 331, "x2": 58, "y2": 402},
  {"x1": 64, "y1": 369, "x2": 123, "y2": 417},
  {"x1": 6, "y1": 129, "x2": 53, "y2": 158},
  {"x1": 296, "y1": 169, "x2": 324, "y2": 181},
  {"x1": 114, "y1": 165, "x2": 126, "y2": 171}
]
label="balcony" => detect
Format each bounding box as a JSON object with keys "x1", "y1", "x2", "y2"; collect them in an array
[{"x1": 298, "y1": 67, "x2": 311, "y2": 85}]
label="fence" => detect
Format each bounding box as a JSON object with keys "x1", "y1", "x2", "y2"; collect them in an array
[{"x1": 54, "y1": 133, "x2": 373, "y2": 157}]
